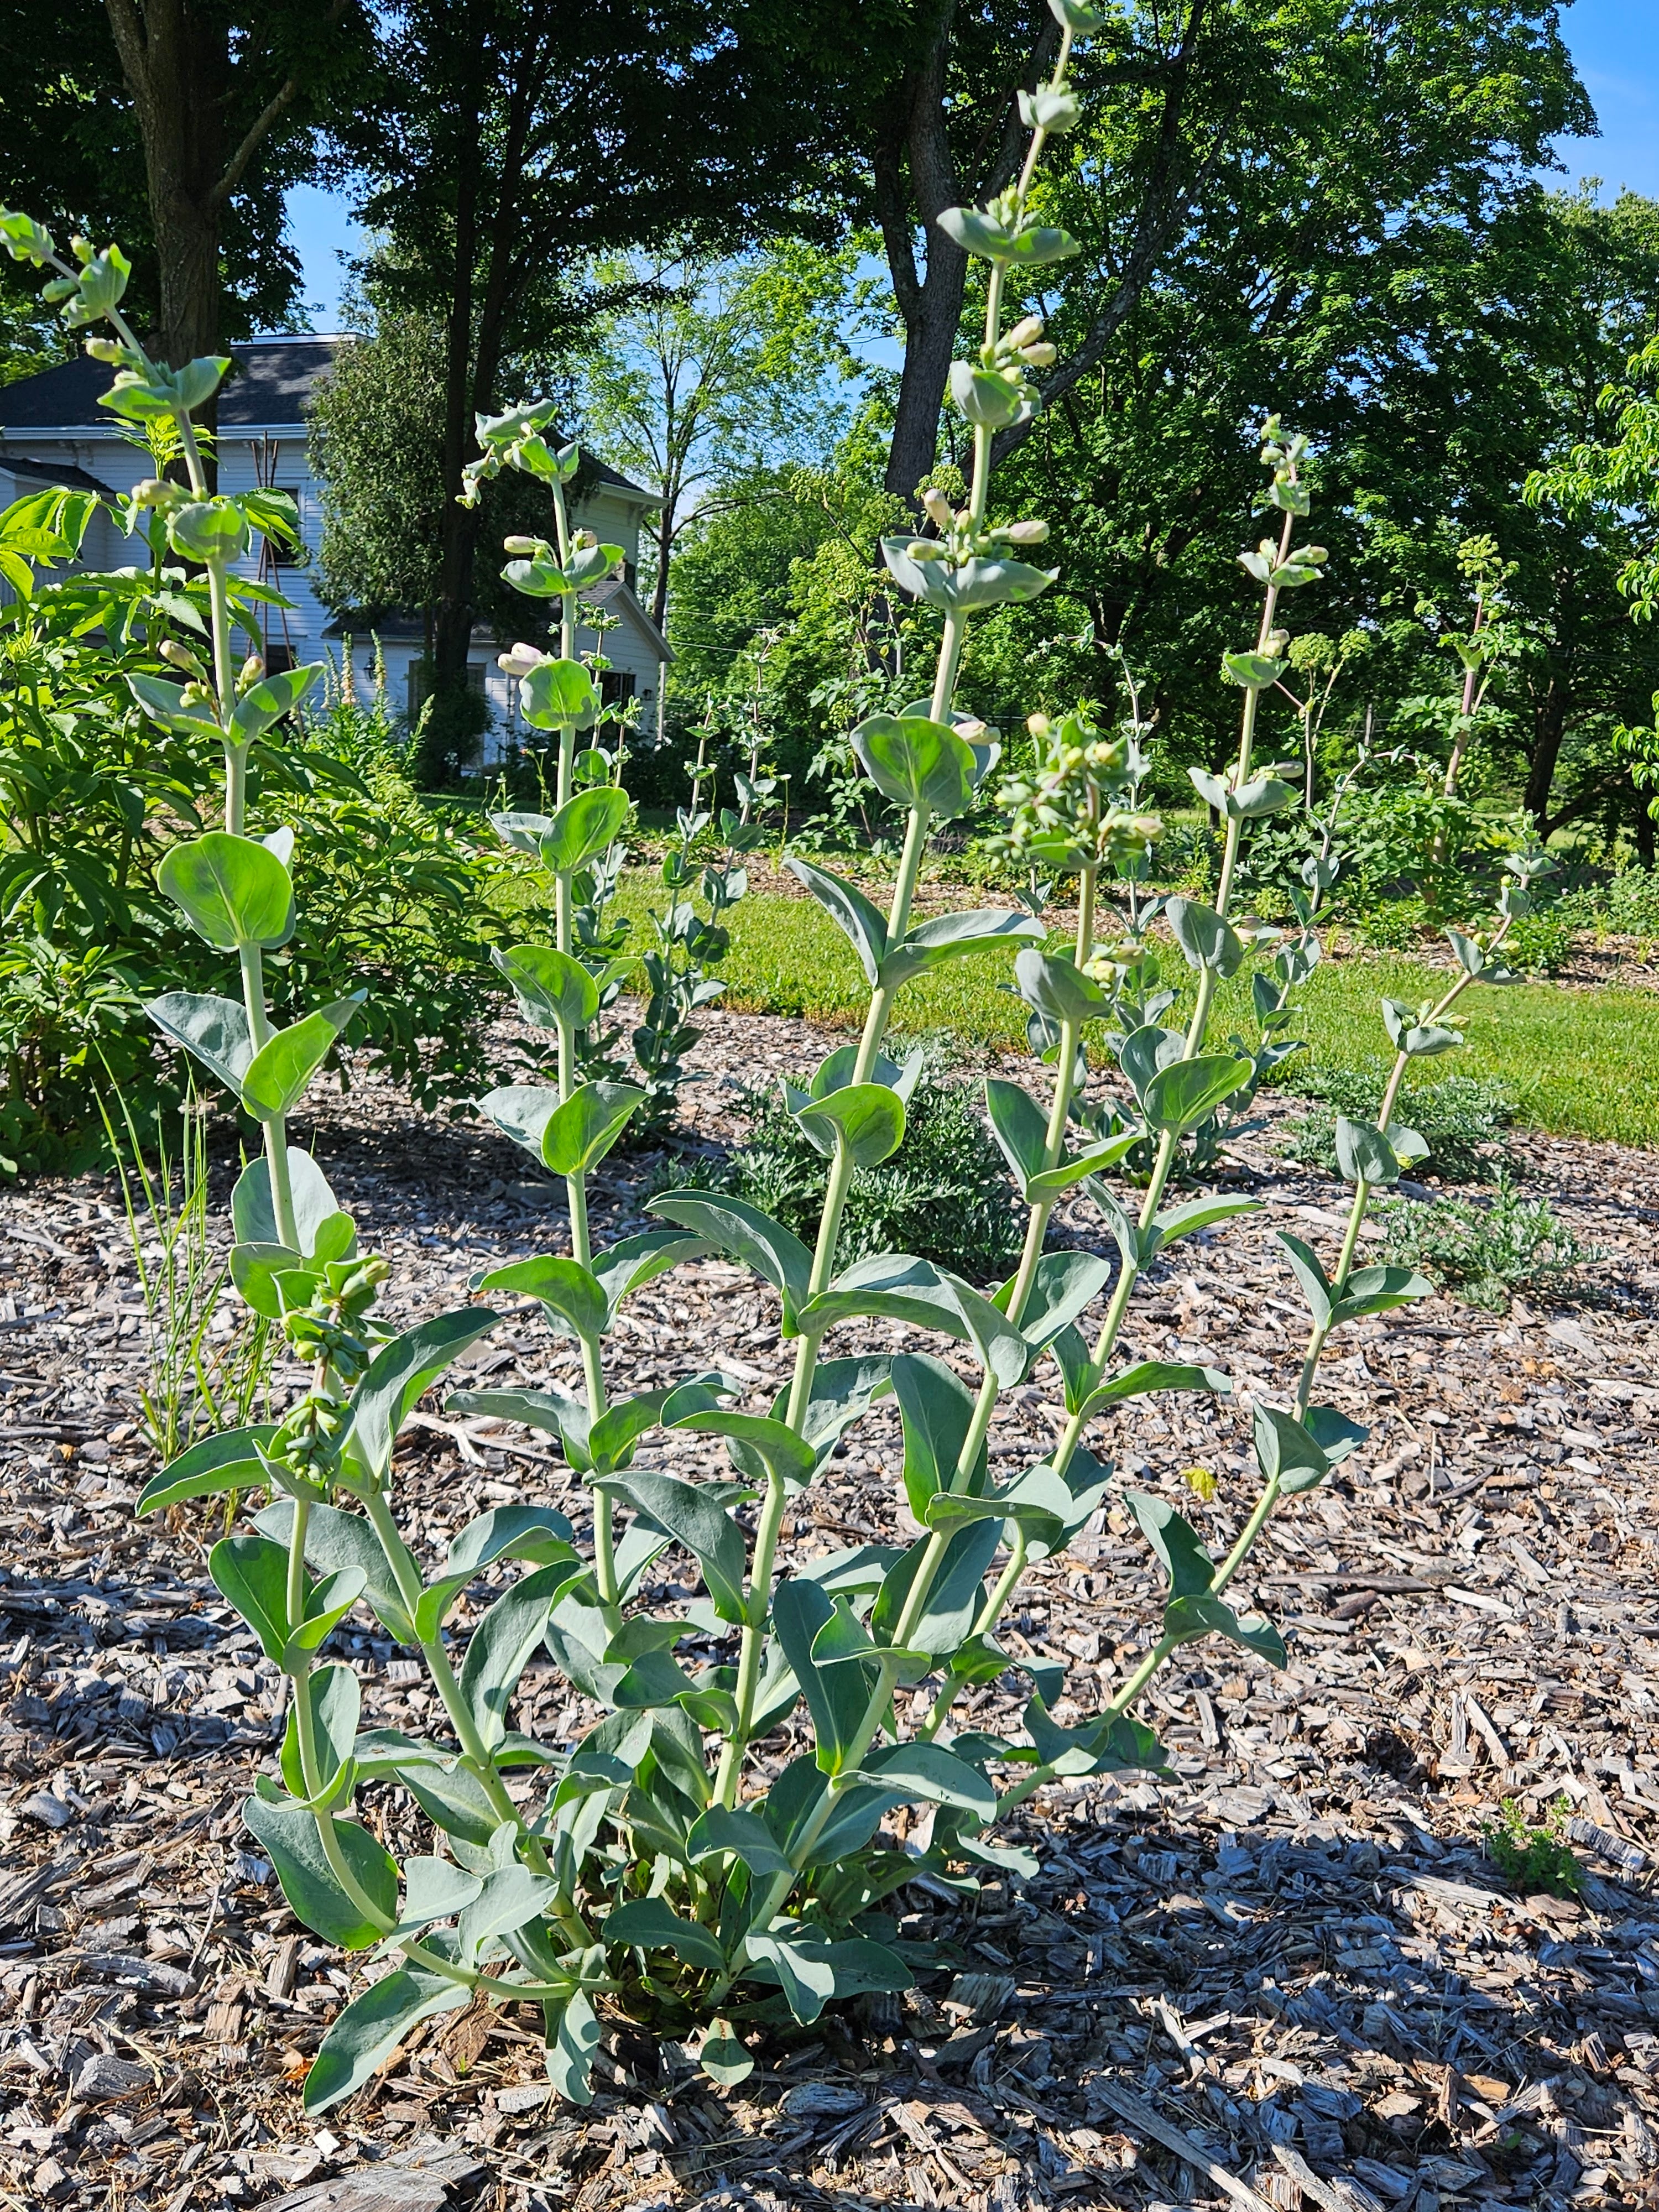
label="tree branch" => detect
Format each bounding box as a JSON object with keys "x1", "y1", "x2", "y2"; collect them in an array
[{"x1": 211, "y1": 0, "x2": 353, "y2": 208}]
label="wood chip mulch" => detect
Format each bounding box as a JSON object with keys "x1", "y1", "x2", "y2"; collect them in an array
[{"x1": 2, "y1": 1006, "x2": 1658, "y2": 2212}]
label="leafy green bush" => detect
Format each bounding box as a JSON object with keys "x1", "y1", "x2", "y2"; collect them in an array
[
  {"x1": 1279, "y1": 1058, "x2": 1516, "y2": 1181},
  {"x1": 1375, "y1": 1175, "x2": 1597, "y2": 1309},
  {"x1": 671, "y1": 1066, "x2": 1024, "y2": 1277},
  {"x1": 1503, "y1": 904, "x2": 1578, "y2": 975},
  {"x1": 1, "y1": 89, "x2": 1541, "y2": 2113},
  {"x1": 1483, "y1": 1796, "x2": 1582, "y2": 1897},
  {"x1": 1553, "y1": 865, "x2": 1659, "y2": 952}
]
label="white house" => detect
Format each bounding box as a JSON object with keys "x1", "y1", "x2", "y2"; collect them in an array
[{"x1": 0, "y1": 337, "x2": 669, "y2": 763}]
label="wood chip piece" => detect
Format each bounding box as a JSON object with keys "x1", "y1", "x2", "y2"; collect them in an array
[{"x1": 1088, "y1": 2080, "x2": 1277, "y2": 2212}]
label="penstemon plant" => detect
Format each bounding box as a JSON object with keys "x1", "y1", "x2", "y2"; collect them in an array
[{"x1": 0, "y1": 0, "x2": 1540, "y2": 2115}]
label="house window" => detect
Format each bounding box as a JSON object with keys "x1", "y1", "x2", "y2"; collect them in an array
[
  {"x1": 600, "y1": 670, "x2": 636, "y2": 708},
  {"x1": 264, "y1": 643, "x2": 295, "y2": 676}
]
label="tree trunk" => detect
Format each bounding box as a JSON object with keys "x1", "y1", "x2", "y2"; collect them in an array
[
  {"x1": 432, "y1": 40, "x2": 541, "y2": 696},
  {"x1": 875, "y1": 4, "x2": 1058, "y2": 514},
  {"x1": 103, "y1": 0, "x2": 324, "y2": 374},
  {"x1": 431, "y1": 145, "x2": 481, "y2": 699},
  {"x1": 1523, "y1": 677, "x2": 1569, "y2": 834}
]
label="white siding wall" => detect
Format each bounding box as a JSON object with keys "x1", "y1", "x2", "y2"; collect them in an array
[{"x1": 1, "y1": 434, "x2": 663, "y2": 766}]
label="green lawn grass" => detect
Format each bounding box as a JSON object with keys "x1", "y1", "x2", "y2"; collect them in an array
[{"x1": 497, "y1": 872, "x2": 1659, "y2": 1148}]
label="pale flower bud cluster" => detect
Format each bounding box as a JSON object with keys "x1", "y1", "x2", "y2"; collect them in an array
[
  {"x1": 497, "y1": 640, "x2": 547, "y2": 679},
  {"x1": 905, "y1": 474, "x2": 1050, "y2": 571},
  {"x1": 987, "y1": 703, "x2": 1161, "y2": 872}
]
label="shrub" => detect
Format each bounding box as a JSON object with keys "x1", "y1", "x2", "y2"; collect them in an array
[
  {"x1": 1483, "y1": 1796, "x2": 1582, "y2": 1898},
  {"x1": 1375, "y1": 1174, "x2": 1598, "y2": 1309},
  {"x1": 2, "y1": 58, "x2": 1541, "y2": 2116},
  {"x1": 1279, "y1": 1058, "x2": 1516, "y2": 1182},
  {"x1": 675, "y1": 1066, "x2": 1024, "y2": 1277}
]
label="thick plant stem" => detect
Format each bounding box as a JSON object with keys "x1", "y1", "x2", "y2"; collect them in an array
[
  {"x1": 780, "y1": 800, "x2": 931, "y2": 1433},
  {"x1": 236, "y1": 943, "x2": 299, "y2": 1253}
]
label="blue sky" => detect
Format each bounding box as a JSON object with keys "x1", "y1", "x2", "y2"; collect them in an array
[{"x1": 283, "y1": 0, "x2": 1659, "y2": 331}]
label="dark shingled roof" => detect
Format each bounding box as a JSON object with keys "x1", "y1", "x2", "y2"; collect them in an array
[
  {"x1": 0, "y1": 451, "x2": 111, "y2": 493},
  {"x1": 0, "y1": 340, "x2": 658, "y2": 501},
  {"x1": 0, "y1": 337, "x2": 337, "y2": 431}
]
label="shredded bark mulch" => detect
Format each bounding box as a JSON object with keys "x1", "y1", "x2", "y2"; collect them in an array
[{"x1": 2, "y1": 1006, "x2": 1657, "y2": 2212}]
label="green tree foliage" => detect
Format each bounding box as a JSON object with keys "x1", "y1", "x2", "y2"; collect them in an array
[
  {"x1": 0, "y1": 0, "x2": 368, "y2": 367},
  {"x1": 575, "y1": 243, "x2": 870, "y2": 633}
]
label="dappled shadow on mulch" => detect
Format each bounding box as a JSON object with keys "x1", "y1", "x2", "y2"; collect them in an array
[{"x1": 3, "y1": 1009, "x2": 1659, "y2": 2211}]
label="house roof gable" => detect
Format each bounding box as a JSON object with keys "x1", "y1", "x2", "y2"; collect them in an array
[{"x1": 0, "y1": 341, "x2": 659, "y2": 504}]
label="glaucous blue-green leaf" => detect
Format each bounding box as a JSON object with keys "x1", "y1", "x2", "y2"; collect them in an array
[
  {"x1": 1186, "y1": 767, "x2": 1294, "y2": 820},
  {"x1": 784, "y1": 855, "x2": 888, "y2": 984},
  {"x1": 491, "y1": 943, "x2": 599, "y2": 1031},
  {"x1": 127, "y1": 670, "x2": 220, "y2": 738},
  {"x1": 877, "y1": 907, "x2": 1041, "y2": 990},
  {"x1": 1329, "y1": 1263, "x2": 1431, "y2": 1325},
  {"x1": 279, "y1": 1661, "x2": 360, "y2": 1809},
  {"x1": 1253, "y1": 1404, "x2": 1333, "y2": 1495},
  {"x1": 793, "y1": 1081, "x2": 905, "y2": 1169},
  {"x1": 772, "y1": 1577, "x2": 873, "y2": 1771},
  {"x1": 538, "y1": 785, "x2": 628, "y2": 873},
  {"x1": 544, "y1": 1987, "x2": 603, "y2": 2106},
  {"x1": 698, "y1": 2019, "x2": 754, "y2": 2087},
  {"x1": 649, "y1": 1191, "x2": 812, "y2": 1332},
  {"x1": 1117, "y1": 1021, "x2": 1186, "y2": 1107},
  {"x1": 210, "y1": 1533, "x2": 291, "y2": 1662},
  {"x1": 414, "y1": 1509, "x2": 580, "y2": 1638},
  {"x1": 540, "y1": 1082, "x2": 646, "y2": 1175},
  {"x1": 604, "y1": 1895, "x2": 727, "y2": 1971},
  {"x1": 1123, "y1": 1490, "x2": 1213, "y2": 1598},
  {"x1": 890, "y1": 1352, "x2": 982, "y2": 1519},
  {"x1": 591, "y1": 1228, "x2": 713, "y2": 1317},
  {"x1": 1164, "y1": 1593, "x2": 1286, "y2": 1667},
  {"x1": 1014, "y1": 946, "x2": 1108, "y2": 1027},
  {"x1": 1276, "y1": 1230, "x2": 1333, "y2": 1326},
  {"x1": 664, "y1": 1400, "x2": 816, "y2": 1496},
  {"x1": 385, "y1": 1856, "x2": 483, "y2": 1941},
  {"x1": 257, "y1": 1498, "x2": 416, "y2": 1645},
  {"x1": 230, "y1": 1148, "x2": 345, "y2": 1256},
  {"x1": 1381, "y1": 997, "x2": 1463, "y2": 1057},
  {"x1": 851, "y1": 712, "x2": 977, "y2": 820},
  {"x1": 600, "y1": 1472, "x2": 747, "y2": 1623},
  {"x1": 157, "y1": 831, "x2": 294, "y2": 950},
  {"x1": 1149, "y1": 1193, "x2": 1260, "y2": 1253},
  {"x1": 303, "y1": 1963, "x2": 469, "y2": 2112},
  {"x1": 1334, "y1": 1114, "x2": 1402, "y2": 1186},
  {"x1": 285, "y1": 1568, "x2": 368, "y2": 1662},
  {"x1": 472, "y1": 1253, "x2": 607, "y2": 1344},
  {"x1": 447, "y1": 1384, "x2": 592, "y2": 1467},
  {"x1": 239, "y1": 994, "x2": 364, "y2": 1121},
  {"x1": 685, "y1": 1806, "x2": 794, "y2": 1876},
  {"x1": 1078, "y1": 1360, "x2": 1230, "y2": 1421},
  {"x1": 456, "y1": 1863, "x2": 561, "y2": 1962},
  {"x1": 1001, "y1": 1250, "x2": 1112, "y2": 1362},
  {"x1": 138, "y1": 1424, "x2": 276, "y2": 1516},
  {"x1": 803, "y1": 1253, "x2": 1027, "y2": 1386},
  {"x1": 168, "y1": 498, "x2": 249, "y2": 565},
  {"x1": 243, "y1": 1792, "x2": 397, "y2": 1953},
  {"x1": 519, "y1": 657, "x2": 598, "y2": 729},
  {"x1": 857, "y1": 1741, "x2": 997, "y2": 1818},
  {"x1": 872, "y1": 1518, "x2": 1001, "y2": 1666},
  {"x1": 984, "y1": 1076, "x2": 1048, "y2": 1186},
  {"x1": 880, "y1": 536, "x2": 1057, "y2": 612},
  {"x1": 1305, "y1": 1404, "x2": 1369, "y2": 1464},
  {"x1": 935, "y1": 205, "x2": 1082, "y2": 264},
  {"x1": 396, "y1": 1760, "x2": 502, "y2": 1848},
  {"x1": 491, "y1": 810, "x2": 554, "y2": 857},
  {"x1": 1026, "y1": 1133, "x2": 1142, "y2": 1199},
  {"x1": 1166, "y1": 898, "x2": 1245, "y2": 977},
  {"x1": 1221, "y1": 650, "x2": 1283, "y2": 690},
  {"x1": 144, "y1": 991, "x2": 254, "y2": 1097},
  {"x1": 341, "y1": 1310, "x2": 502, "y2": 1490},
  {"x1": 1143, "y1": 1054, "x2": 1254, "y2": 1133},
  {"x1": 459, "y1": 1562, "x2": 584, "y2": 1749},
  {"x1": 228, "y1": 661, "x2": 324, "y2": 745},
  {"x1": 743, "y1": 1929, "x2": 838, "y2": 2024}
]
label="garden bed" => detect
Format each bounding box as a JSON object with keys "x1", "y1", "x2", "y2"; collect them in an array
[{"x1": 2, "y1": 1008, "x2": 1658, "y2": 2212}]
